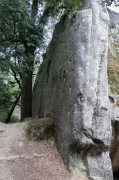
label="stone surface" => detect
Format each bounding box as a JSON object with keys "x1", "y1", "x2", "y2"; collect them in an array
[{"x1": 33, "y1": 0, "x2": 113, "y2": 179}]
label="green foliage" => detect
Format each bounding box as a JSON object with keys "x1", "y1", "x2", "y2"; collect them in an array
[
  {"x1": 26, "y1": 121, "x2": 55, "y2": 141},
  {"x1": 42, "y1": 52, "x2": 47, "y2": 59},
  {"x1": 10, "y1": 115, "x2": 20, "y2": 123},
  {"x1": 69, "y1": 10, "x2": 79, "y2": 17},
  {"x1": 0, "y1": 0, "x2": 42, "y2": 73},
  {"x1": 0, "y1": 0, "x2": 27, "y2": 44},
  {"x1": 0, "y1": 110, "x2": 8, "y2": 122},
  {"x1": 0, "y1": 74, "x2": 18, "y2": 107},
  {"x1": 0, "y1": 68, "x2": 20, "y2": 122},
  {"x1": 0, "y1": 76, "x2": 11, "y2": 108},
  {"x1": 44, "y1": 0, "x2": 83, "y2": 17},
  {"x1": 0, "y1": 110, "x2": 19, "y2": 123}
]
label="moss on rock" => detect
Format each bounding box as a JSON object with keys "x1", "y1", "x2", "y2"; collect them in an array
[
  {"x1": 26, "y1": 118, "x2": 55, "y2": 141},
  {"x1": 108, "y1": 41, "x2": 119, "y2": 94}
]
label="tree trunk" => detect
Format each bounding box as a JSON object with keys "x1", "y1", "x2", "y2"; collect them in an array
[
  {"x1": 5, "y1": 93, "x2": 21, "y2": 123},
  {"x1": 20, "y1": 0, "x2": 38, "y2": 120},
  {"x1": 21, "y1": 1, "x2": 50, "y2": 120},
  {"x1": 21, "y1": 46, "x2": 35, "y2": 120}
]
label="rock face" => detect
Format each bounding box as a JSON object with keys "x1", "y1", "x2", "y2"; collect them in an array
[{"x1": 33, "y1": 0, "x2": 113, "y2": 179}]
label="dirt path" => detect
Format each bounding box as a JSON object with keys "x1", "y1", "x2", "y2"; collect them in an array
[{"x1": 0, "y1": 121, "x2": 70, "y2": 180}]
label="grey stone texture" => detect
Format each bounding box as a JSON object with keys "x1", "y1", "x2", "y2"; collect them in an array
[{"x1": 33, "y1": 0, "x2": 113, "y2": 179}]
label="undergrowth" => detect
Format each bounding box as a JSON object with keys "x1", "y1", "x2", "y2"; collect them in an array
[
  {"x1": 0, "y1": 110, "x2": 20, "y2": 123},
  {"x1": 26, "y1": 121, "x2": 55, "y2": 141}
]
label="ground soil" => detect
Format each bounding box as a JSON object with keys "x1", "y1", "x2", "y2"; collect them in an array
[{"x1": 0, "y1": 121, "x2": 71, "y2": 180}]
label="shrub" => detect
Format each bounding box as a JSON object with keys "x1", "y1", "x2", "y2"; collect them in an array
[{"x1": 26, "y1": 119, "x2": 55, "y2": 141}]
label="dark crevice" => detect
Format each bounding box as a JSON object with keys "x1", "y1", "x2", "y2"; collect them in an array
[
  {"x1": 113, "y1": 171, "x2": 119, "y2": 180},
  {"x1": 109, "y1": 96, "x2": 115, "y2": 104},
  {"x1": 93, "y1": 138, "x2": 104, "y2": 145}
]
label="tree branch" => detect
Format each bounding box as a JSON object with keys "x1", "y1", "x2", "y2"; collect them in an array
[
  {"x1": 5, "y1": 92, "x2": 21, "y2": 123},
  {"x1": 10, "y1": 66, "x2": 22, "y2": 89}
]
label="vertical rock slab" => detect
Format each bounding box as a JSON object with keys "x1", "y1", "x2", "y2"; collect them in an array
[{"x1": 33, "y1": 0, "x2": 113, "y2": 179}]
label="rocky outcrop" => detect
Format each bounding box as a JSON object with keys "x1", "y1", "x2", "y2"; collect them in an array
[{"x1": 33, "y1": 0, "x2": 113, "y2": 179}]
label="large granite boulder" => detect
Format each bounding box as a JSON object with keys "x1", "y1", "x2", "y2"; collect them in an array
[{"x1": 33, "y1": 0, "x2": 113, "y2": 179}]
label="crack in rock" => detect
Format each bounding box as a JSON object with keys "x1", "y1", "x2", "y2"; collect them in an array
[{"x1": 0, "y1": 154, "x2": 46, "y2": 161}]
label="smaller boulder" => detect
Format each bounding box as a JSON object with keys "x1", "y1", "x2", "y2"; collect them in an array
[{"x1": 25, "y1": 118, "x2": 55, "y2": 141}]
